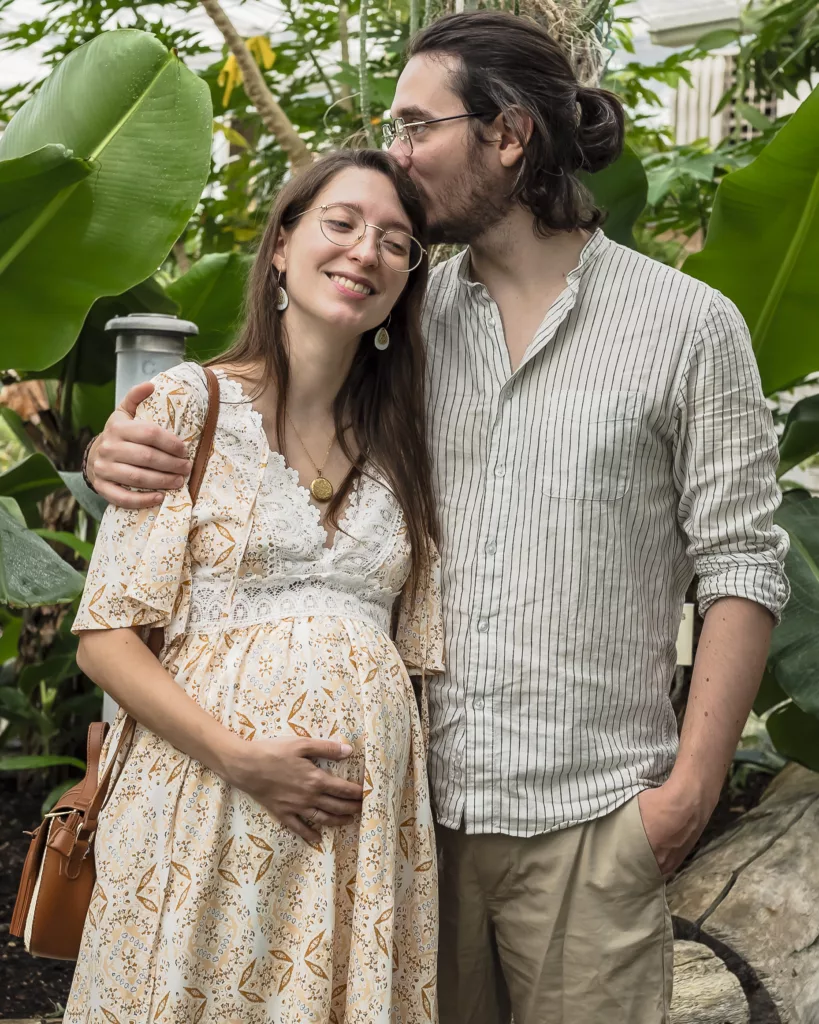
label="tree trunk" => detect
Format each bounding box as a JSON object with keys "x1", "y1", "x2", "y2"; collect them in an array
[
  {"x1": 198, "y1": 0, "x2": 314, "y2": 171},
  {"x1": 668, "y1": 764, "x2": 819, "y2": 1023}
]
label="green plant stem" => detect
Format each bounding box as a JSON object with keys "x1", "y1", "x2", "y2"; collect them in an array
[
  {"x1": 59, "y1": 340, "x2": 78, "y2": 442},
  {"x1": 358, "y1": 0, "x2": 375, "y2": 146},
  {"x1": 410, "y1": 0, "x2": 420, "y2": 35}
]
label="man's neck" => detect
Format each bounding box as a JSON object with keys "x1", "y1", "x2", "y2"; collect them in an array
[
  {"x1": 464, "y1": 210, "x2": 591, "y2": 373},
  {"x1": 467, "y1": 207, "x2": 590, "y2": 299}
]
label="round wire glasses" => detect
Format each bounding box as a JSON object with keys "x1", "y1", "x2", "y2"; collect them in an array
[
  {"x1": 381, "y1": 113, "x2": 484, "y2": 156},
  {"x1": 294, "y1": 203, "x2": 426, "y2": 273}
]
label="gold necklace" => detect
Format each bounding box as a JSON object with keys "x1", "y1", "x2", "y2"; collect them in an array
[{"x1": 286, "y1": 413, "x2": 337, "y2": 502}]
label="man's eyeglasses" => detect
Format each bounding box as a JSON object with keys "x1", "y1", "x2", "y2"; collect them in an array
[
  {"x1": 381, "y1": 113, "x2": 485, "y2": 155},
  {"x1": 291, "y1": 203, "x2": 426, "y2": 273}
]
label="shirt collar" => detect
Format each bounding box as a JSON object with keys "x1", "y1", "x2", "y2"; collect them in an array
[
  {"x1": 454, "y1": 227, "x2": 609, "y2": 292},
  {"x1": 567, "y1": 227, "x2": 608, "y2": 284}
]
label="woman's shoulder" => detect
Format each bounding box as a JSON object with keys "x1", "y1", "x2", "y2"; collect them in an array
[
  {"x1": 137, "y1": 361, "x2": 210, "y2": 437},
  {"x1": 152, "y1": 360, "x2": 210, "y2": 399}
]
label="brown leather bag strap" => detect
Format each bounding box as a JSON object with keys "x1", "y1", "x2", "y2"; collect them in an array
[
  {"x1": 81, "y1": 716, "x2": 138, "y2": 834},
  {"x1": 51, "y1": 721, "x2": 109, "y2": 814}
]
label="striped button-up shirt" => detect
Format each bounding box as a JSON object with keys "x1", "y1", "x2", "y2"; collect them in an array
[{"x1": 422, "y1": 229, "x2": 789, "y2": 837}]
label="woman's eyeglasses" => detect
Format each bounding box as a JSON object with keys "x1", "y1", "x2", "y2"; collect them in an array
[{"x1": 292, "y1": 203, "x2": 426, "y2": 273}]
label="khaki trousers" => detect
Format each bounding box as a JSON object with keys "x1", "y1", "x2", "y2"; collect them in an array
[{"x1": 436, "y1": 796, "x2": 674, "y2": 1024}]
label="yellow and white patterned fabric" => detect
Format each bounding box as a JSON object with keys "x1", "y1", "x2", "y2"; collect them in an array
[{"x1": 67, "y1": 363, "x2": 443, "y2": 1024}]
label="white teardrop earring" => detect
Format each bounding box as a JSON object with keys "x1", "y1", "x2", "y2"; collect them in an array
[
  {"x1": 374, "y1": 314, "x2": 391, "y2": 351},
  {"x1": 274, "y1": 267, "x2": 289, "y2": 311}
]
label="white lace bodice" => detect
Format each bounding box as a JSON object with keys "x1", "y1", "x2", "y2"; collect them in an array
[{"x1": 181, "y1": 368, "x2": 412, "y2": 636}]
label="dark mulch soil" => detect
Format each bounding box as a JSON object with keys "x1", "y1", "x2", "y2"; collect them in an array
[
  {"x1": 0, "y1": 767, "x2": 774, "y2": 1019},
  {"x1": 1, "y1": 777, "x2": 75, "y2": 1020}
]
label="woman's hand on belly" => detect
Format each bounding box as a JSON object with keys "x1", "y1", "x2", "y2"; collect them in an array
[{"x1": 223, "y1": 735, "x2": 364, "y2": 843}]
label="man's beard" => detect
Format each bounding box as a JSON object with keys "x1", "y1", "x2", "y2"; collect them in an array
[{"x1": 421, "y1": 147, "x2": 513, "y2": 246}]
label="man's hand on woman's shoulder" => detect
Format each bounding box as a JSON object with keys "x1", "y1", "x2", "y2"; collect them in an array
[{"x1": 87, "y1": 381, "x2": 192, "y2": 508}]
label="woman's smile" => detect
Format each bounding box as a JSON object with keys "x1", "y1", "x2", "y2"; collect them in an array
[{"x1": 325, "y1": 271, "x2": 376, "y2": 299}]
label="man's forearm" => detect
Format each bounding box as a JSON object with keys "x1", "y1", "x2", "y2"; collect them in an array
[{"x1": 669, "y1": 596, "x2": 774, "y2": 811}]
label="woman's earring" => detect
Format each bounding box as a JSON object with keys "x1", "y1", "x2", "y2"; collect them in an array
[
  {"x1": 374, "y1": 314, "x2": 391, "y2": 351},
  {"x1": 274, "y1": 267, "x2": 289, "y2": 311}
]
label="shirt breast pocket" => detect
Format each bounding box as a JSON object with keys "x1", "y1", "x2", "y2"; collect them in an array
[{"x1": 541, "y1": 390, "x2": 644, "y2": 501}]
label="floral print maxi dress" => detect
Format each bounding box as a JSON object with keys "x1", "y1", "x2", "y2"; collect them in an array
[{"x1": 66, "y1": 363, "x2": 443, "y2": 1024}]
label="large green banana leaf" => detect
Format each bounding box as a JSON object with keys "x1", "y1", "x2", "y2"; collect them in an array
[
  {"x1": 0, "y1": 408, "x2": 36, "y2": 455},
  {"x1": 767, "y1": 495, "x2": 819, "y2": 716},
  {"x1": 766, "y1": 701, "x2": 819, "y2": 772},
  {"x1": 777, "y1": 395, "x2": 819, "y2": 478},
  {"x1": 0, "y1": 144, "x2": 93, "y2": 218},
  {"x1": 71, "y1": 381, "x2": 116, "y2": 435},
  {"x1": 684, "y1": 85, "x2": 819, "y2": 395},
  {"x1": 29, "y1": 277, "x2": 178, "y2": 385},
  {"x1": 756, "y1": 643, "x2": 819, "y2": 771},
  {"x1": 0, "y1": 30, "x2": 212, "y2": 372},
  {"x1": 580, "y1": 144, "x2": 648, "y2": 249},
  {"x1": 60, "y1": 472, "x2": 108, "y2": 521},
  {"x1": 0, "y1": 502, "x2": 85, "y2": 607},
  {"x1": 0, "y1": 453, "x2": 63, "y2": 526},
  {"x1": 0, "y1": 608, "x2": 23, "y2": 663},
  {"x1": 0, "y1": 449, "x2": 112, "y2": 526},
  {"x1": 167, "y1": 252, "x2": 253, "y2": 361}
]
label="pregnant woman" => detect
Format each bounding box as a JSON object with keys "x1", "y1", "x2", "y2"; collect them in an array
[{"x1": 66, "y1": 149, "x2": 443, "y2": 1024}]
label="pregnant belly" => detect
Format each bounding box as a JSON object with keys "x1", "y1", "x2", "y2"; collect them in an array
[{"x1": 167, "y1": 617, "x2": 416, "y2": 786}]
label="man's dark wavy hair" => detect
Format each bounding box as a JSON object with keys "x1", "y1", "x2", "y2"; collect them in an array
[{"x1": 407, "y1": 11, "x2": 625, "y2": 235}]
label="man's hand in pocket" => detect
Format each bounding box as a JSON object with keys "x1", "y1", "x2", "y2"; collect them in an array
[{"x1": 637, "y1": 783, "x2": 713, "y2": 877}]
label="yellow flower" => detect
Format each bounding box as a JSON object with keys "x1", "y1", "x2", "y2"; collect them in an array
[{"x1": 217, "y1": 37, "x2": 276, "y2": 107}]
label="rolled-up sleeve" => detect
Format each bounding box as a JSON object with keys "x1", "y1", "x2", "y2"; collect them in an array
[{"x1": 673, "y1": 292, "x2": 790, "y2": 622}]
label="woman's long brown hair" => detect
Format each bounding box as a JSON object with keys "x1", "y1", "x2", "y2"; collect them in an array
[{"x1": 209, "y1": 149, "x2": 438, "y2": 591}]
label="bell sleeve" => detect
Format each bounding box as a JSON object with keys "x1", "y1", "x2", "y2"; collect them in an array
[{"x1": 72, "y1": 364, "x2": 207, "y2": 644}]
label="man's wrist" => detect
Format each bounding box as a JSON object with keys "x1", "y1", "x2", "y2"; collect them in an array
[
  {"x1": 663, "y1": 767, "x2": 721, "y2": 826},
  {"x1": 81, "y1": 436, "x2": 99, "y2": 493}
]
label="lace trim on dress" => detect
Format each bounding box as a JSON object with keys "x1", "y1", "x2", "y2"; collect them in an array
[{"x1": 178, "y1": 367, "x2": 410, "y2": 632}]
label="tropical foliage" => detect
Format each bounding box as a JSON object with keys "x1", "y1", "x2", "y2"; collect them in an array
[{"x1": 1, "y1": 0, "x2": 818, "y2": 798}]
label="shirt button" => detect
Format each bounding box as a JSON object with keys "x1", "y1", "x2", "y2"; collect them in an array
[
  {"x1": 494, "y1": 465, "x2": 506, "y2": 478},
  {"x1": 487, "y1": 316, "x2": 496, "y2": 327},
  {"x1": 486, "y1": 540, "x2": 497, "y2": 555},
  {"x1": 473, "y1": 698, "x2": 485, "y2": 710},
  {"x1": 477, "y1": 618, "x2": 489, "y2": 633}
]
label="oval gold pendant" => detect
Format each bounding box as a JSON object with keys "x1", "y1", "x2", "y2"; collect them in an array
[{"x1": 310, "y1": 477, "x2": 334, "y2": 503}]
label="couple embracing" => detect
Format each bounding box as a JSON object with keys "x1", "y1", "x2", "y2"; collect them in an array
[{"x1": 69, "y1": 11, "x2": 788, "y2": 1024}]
